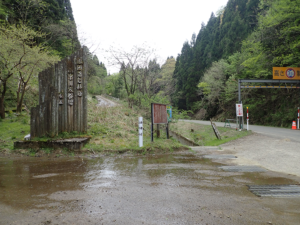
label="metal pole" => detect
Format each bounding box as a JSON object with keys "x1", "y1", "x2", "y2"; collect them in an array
[
  {"x1": 238, "y1": 79, "x2": 241, "y2": 103},
  {"x1": 151, "y1": 103, "x2": 153, "y2": 142},
  {"x1": 238, "y1": 80, "x2": 242, "y2": 130},
  {"x1": 247, "y1": 107, "x2": 249, "y2": 131},
  {"x1": 166, "y1": 123, "x2": 169, "y2": 139},
  {"x1": 297, "y1": 107, "x2": 300, "y2": 130}
]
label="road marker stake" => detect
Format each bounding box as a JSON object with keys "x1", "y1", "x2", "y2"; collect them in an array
[{"x1": 139, "y1": 117, "x2": 143, "y2": 147}]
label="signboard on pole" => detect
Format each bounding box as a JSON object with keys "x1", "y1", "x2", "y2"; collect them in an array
[
  {"x1": 167, "y1": 105, "x2": 172, "y2": 122},
  {"x1": 151, "y1": 103, "x2": 169, "y2": 142},
  {"x1": 273, "y1": 67, "x2": 300, "y2": 80},
  {"x1": 152, "y1": 103, "x2": 168, "y2": 124},
  {"x1": 236, "y1": 104, "x2": 243, "y2": 117}
]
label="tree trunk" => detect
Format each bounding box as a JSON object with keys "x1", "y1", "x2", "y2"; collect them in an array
[
  {"x1": 16, "y1": 82, "x2": 27, "y2": 113},
  {"x1": 16, "y1": 79, "x2": 22, "y2": 112},
  {"x1": 0, "y1": 97, "x2": 5, "y2": 119},
  {"x1": 0, "y1": 81, "x2": 7, "y2": 119}
]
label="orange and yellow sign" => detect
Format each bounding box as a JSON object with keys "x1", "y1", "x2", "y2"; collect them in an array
[{"x1": 273, "y1": 67, "x2": 300, "y2": 80}]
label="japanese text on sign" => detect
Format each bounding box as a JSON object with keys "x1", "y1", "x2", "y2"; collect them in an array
[
  {"x1": 236, "y1": 104, "x2": 243, "y2": 117},
  {"x1": 77, "y1": 59, "x2": 83, "y2": 97},
  {"x1": 68, "y1": 71, "x2": 74, "y2": 106},
  {"x1": 152, "y1": 103, "x2": 168, "y2": 124},
  {"x1": 273, "y1": 67, "x2": 300, "y2": 80}
]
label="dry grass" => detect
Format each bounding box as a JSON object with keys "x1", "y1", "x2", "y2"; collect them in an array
[{"x1": 84, "y1": 97, "x2": 185, "y2": 152}]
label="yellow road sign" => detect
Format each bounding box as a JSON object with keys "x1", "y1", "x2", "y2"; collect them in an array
[{"x1": 273, "y1": 67, "x2": 300, "y2": 80}]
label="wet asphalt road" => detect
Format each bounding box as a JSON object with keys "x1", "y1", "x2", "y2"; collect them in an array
[{"x1": 1, "y1": 150, "x2": 300, "y2": 225}]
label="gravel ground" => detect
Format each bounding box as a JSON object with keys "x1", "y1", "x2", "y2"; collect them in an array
[{"x1": 220, "y1": 133, "x2": 300, "y2": 177}]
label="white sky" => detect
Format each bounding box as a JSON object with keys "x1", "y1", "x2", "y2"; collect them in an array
[{"x1": 70, "y1": 0, "x2": 228, "y2": 74}]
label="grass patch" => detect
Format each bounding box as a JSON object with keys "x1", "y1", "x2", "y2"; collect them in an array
[
  {"x1": 170, "y1": 121, "x2": 252, "y2": 146},
  {"x1": 0, "y1": 96, "x2": 186, "y2": 154},
  {"x1": 84, "y1": 97, "x2": 185, "y2": 152},
  {"x1": 0, "y1": 113, "x2": 30, "y2": 152}
]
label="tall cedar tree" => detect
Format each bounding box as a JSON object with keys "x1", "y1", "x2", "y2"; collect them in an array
[{"x1": 172, "y1": 0, "x2": 260, "y2": 110}]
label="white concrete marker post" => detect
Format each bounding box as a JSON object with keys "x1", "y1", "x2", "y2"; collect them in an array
[
  {"x1": 247, "y1": 107, "x2": 249, "y2": 131},
  {"x1": 139, "y1": 117, "x2": 143, "y2": 147}
]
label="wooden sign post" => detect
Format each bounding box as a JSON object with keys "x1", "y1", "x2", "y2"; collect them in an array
[
  {"x1": 30, "y1": 47, "x2": 88, "y2": 138},
  {"x1": 151, "y1": 103, "x2": 169, "y2": 142}
]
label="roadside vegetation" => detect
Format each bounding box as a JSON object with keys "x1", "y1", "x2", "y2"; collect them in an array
[
  {"x1": 0, "y1": 96, "x2": 187, "y2": 156},
  {"x1": 83, "y1": 96, "x2": 185, "y2": 154},
  {"x1": 171, "y1": 121, "x2": 252, "y2": 146},
  {"x1": 0, "y1": 112, "x2": 30, "y2": 152},
  {"x1": 0, "y1": 95, "x2": 252, "y2": 156}
]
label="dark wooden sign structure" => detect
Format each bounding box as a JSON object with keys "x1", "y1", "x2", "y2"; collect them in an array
[
  {"x1": 30, "y1": 47, "x2": 88, "y2": 138},
  {"x1": 151, "y1": 103, "x2": 169, "y2": 141}
]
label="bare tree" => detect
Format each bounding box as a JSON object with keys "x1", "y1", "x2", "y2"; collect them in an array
[{"x1": 107, "y1": 44, "x2": 156, "y2": 107}]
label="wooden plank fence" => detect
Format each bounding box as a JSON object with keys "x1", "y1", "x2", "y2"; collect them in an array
[{"x1": 30, "y1": 47, "x2": 88, "y2": 138}]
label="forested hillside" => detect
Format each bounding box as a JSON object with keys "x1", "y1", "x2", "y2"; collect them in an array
[
  {"x1": 1, "y1": 0, "x2": 80, "y2": 57},
  {"x1": 172, "y1": 0, "x2": 300, "y2": 127},
  {"x1": 0, "y1": 0, "x2": 107, "y2": 119}
]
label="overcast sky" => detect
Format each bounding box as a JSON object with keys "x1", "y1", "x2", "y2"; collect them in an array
[{"x1": 70, "y1": 0, "x2": 229, "y2": 74}]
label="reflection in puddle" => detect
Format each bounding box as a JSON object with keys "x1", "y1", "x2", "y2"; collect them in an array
[
  {"x1": 32, "y1": 173, "x2": 59, "y2": 179},
  {"x1": 0, "y1": 152, "x2": 300, "y2": 224}
]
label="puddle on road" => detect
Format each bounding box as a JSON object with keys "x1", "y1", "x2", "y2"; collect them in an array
[{"x1": 0, "y1": 152, "x2": 300, "y2": 224}]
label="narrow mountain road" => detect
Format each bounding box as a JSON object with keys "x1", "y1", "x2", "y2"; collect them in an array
[{"x1": 96, "y1": 95, "x2": 118, "y2": 107}]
